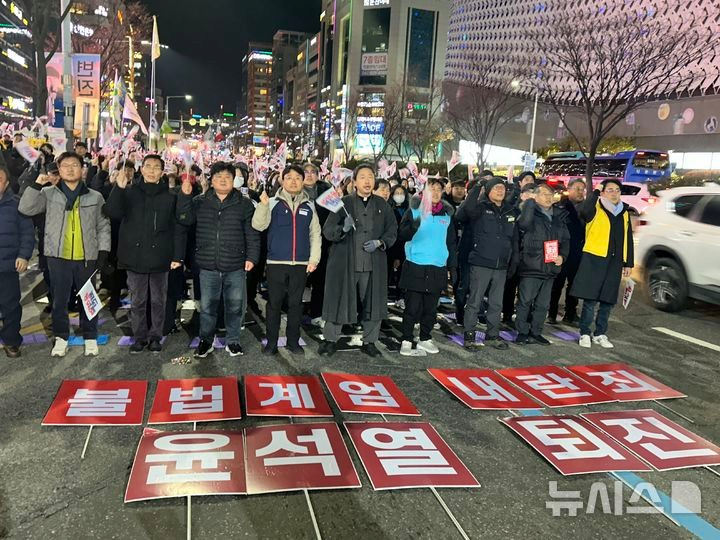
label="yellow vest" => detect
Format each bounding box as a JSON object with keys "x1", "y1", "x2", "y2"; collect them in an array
[
  {"x1": 583, "y1": 201, "x2": 629, "y2": 262},
  {"x1": 61, "y1": 199, "x2": 85, "y2": 261}
]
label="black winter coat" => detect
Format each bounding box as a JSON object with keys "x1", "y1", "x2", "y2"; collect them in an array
[
  {"x1": 176, "y1": 188, "x2": 260, "y2": 272},
  {"x1": 103, "y1": 180, "x2": 185, "y2": 273},
  {"x1": 0, "y1": 189, "x2": 34, "y2": 272},
  {"x1": 456, "y1": 186, "x2": 519, "y2": 270},
  {"x1": 513, "y1": 199, "x2": 570, "y2": 279},
  {"x1": 554, "y1": 197, "x2": 584, "y2": 273}
]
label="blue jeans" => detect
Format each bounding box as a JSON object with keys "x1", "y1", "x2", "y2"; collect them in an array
[
  {"x1": 579, "y1": 300, "x2": 613, "y2": 337},
  {"x1": 199, "y1": 269, "x2": 246, "y2": 344}
]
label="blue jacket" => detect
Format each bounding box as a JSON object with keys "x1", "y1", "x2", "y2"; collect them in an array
[{"x1": 0, "y1": 189, "x2": 35, "y2": 272}]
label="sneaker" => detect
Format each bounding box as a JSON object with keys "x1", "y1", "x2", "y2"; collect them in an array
[
  {"x1": 148, "y1": 339, "x2": 163, "y2": 353},
  {"x1": 310, "y1": 316, "x2": 324, "y2": 328},
  {"x1": 361, "y1": 342, "x2": 381, "y2": 357},
  {"x1": 417, "y1": 339, "x2": 439, "y2": 354},
  {"x1": 400, "y1": 340, "x2": 414, "y2": 356},
  {"x1": 51, "y1": 337, "x2": 68, "y2": 357},
  {"x1": 129, "y1": 340, "x2": 147, "y2": 354},
  {"x1": 84, "y1": 339, "x2": 99, "y2": 357},
  {"x1": 515, "y1": 333, "x2": 529, "y2": 345},
  {"x1": 318, "y1": 341, "x2": 337, "y2": 357},
  {"x1": 194, "y1": 339, "x2": 213, "y2": 358},
  {"x1": 395, "y1": 299, "x2": 405, "y2": 310},
  {"x1": 286, "y1": 344, "x2": 304, "y2": 355},
  {"x1": 226, "y1": 343, "x2": 244, "y2": 356},
  {"x1": 592, "y1": 335, "x2": 614, "y2": 349},
  {"x1": 529, "y1": 334, "x2": 551, "y2": 346},
  {"x1": 485, "y1": 336, "x2": 509, "y2": 350},
  {"x1": 3, "y1": 345, "x2": 21, "y2": 358},
  {"x1": 579, "y1": 334, "x2": 592, "y2": 348},
  {"x1": 262, "y1": 344, "x2": 279, "y2": 356}
]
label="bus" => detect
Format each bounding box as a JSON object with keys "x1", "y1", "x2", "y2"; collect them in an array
[{"x1": 540, "y1": 150, "x2": 671, "y2": 188}]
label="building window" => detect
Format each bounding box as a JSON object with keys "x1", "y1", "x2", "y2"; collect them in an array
[
  {"x1": 359, "y1": 7, "x2": 390, "y2": 86},
  {"x1": 407, "y1": 8, "x2": 436, "y2": 88}
]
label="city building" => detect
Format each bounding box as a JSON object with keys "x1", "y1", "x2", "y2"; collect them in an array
[
  {"x1": 239, "y1": 42, "x2": 272, "y2": 148},
  {"x1": 271, "y1": 30, "x2": 312, "y2": 142},
  {"x1": 444, "y1": 0, "x2": 720, "y2": 167},
  {"x1": 0, "y1": 1, "x2": 34, "y2": 122},
  {"x1": 316, "y1": 0, "x2": 450, "y2": 159}
]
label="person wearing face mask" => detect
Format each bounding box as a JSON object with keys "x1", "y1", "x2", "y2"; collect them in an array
[
  {"x1": 252, "y1": 164, "x2": 321, "y2": 355},
  {"x1": 233, "y1": 163, "x2": 249, "y2": 190},
  {"x1": 397, "y1": 178, "x2": 457, "y2": 356},
  {"x1": 103, "y1": 154, "x2": 186, "y2": 354},
  {"x1": 387, "y1": 185, "x2": 409, "y2": 302},
  {"x1": 319, "y1": 163, "x2": 398, "y2": 358},
  {"x1": 571, "y1": 178, "x2": 633, "y2": 349},
  {"x1": 19, "y1": 152, "x2": 111, "y2": 358}
]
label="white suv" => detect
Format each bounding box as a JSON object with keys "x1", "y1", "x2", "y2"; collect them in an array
[{"x1": 634, "y1": 183, "x2": 720, "y2": 311}]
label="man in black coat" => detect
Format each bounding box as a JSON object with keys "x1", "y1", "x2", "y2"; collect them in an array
[
  {"x1": 319, "y1": 163, "x2": 397, "y2": 358},
  {"x1": 104, "y1": 154, "x2": 185, "y2": 353},
  {"x1": 548, "y1": 178, "x2": 586, "y2": 324},
  {"x1": 570, "y1": 179, "x2": 634, "y2": 349},
  {"x1": 177, "y1": 161, "x2": 260, "y2": 358},
  {"x1": 512, "y1": 183, "x2": 570, "y2": 345},
  {"x1": 0, "y1": 166, "x2": 34, "y2": 357},
  {"x1": 456, "y1": 177, "x2": 519, "y2": 350}
]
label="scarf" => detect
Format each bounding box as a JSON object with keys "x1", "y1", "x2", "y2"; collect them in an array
[
  {"x1": 600, "y1": 196, "x2": 624, "y2": 216},
  {"x1": 431, "y1": 201, "x2": 444, "y2": 215}
]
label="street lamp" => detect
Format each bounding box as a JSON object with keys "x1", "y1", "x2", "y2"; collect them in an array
[{"x1": 165, "y1": 95, "x2": 192, "y2": 124}]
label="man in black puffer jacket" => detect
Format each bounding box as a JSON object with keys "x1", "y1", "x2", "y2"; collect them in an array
[
  {"x1": 512, "y1": 183, "x2": 570, "y2": 345},
  {"x1": 456, "y1": 177, "x2": 519, "y2": 350},
  {"x1": 177, "y1": 161, "x2": 260, "y2": 358},
  {"x1": 104, "y1": 154, "x2": 186, "y2": 354}
]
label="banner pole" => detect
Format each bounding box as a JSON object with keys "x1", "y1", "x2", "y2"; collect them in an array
[
  {"x1": 289, "y1": 417, "x2": 323, "y2": 539},
  {"x1": 430, "y1": 486, "x2": 470, "y2": 540},
  {"x1": 653, "y1": 400, "x2": 695, "y2": 424},
  {"x1": 81, "y1": 425, "x2": 93, "y2": 459},
  {"x1": 705, "y1": 466, "x2": 720, "y2": 479},
  {"x1": 186, "y1": 496, "x2": 192, "y2": 540}
]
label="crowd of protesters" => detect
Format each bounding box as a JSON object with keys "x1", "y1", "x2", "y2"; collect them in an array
[{"x1": 0, "y1": 133, "x2": 634, "y2": 359}]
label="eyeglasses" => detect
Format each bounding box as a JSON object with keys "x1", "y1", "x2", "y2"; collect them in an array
[
  {"x1": 604, "y1": 188, "x2": 621, "y2": 194},
  {"x1": 59, "y1": 163, "x2": 81, "y2": 170}
]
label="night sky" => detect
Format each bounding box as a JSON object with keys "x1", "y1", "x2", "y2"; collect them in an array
[{"x1": 138, "y1": 0, "x2": 322, "y2": 118}]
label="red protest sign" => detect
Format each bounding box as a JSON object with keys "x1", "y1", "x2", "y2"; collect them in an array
[
  {"x1": 583, "y1": 410, "x2": 720, "y2": 471},
  {"x1": 42, "y1": 380, "x2": 147, "y2": 425},
  {"x1": 244, "y1": 375, "x2": 333, "y2": 417},
  {"x1": 566, "y1": 363, "x2": 686, "y2": 402},
  {"x1": 428, "y1": 368, "x2": 541, "y2": 409},
  {"x1": 344, "y1": 422, "x2": 480, "y2": 490},
  {"x1": 321, "y1": 373, "x2": 420, "y2": 416},
  {"x1": 500, "y1": 415, "x2": 651, "y2": 475},
  {"x1": 543, "y1": 240, "x2": 559, "y2": 263},
  {"x1": 125, "y1": 428, "x2": 246, "y2": 502},
  {"x1": 498, "y1": 365, "x2": 614, "y2": 407},
  {"x1": 244, "y1": 422, "x2": 361, "y2": 494},
  {"x1": 148, "y1": 377, "x2": 242, "y2": 424}
]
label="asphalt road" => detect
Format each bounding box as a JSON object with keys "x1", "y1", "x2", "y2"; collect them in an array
[{"x1": 1, "y1": 268, "x2": 718, "y2": 539}]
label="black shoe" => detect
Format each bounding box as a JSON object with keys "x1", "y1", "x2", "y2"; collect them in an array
[
  {"x1": 361, "y1": 342, "x2": 381, "y2": 357},
  {"x1": 3, "y1": 345, "x2": 21, "y2": 358},
  {"x1": 130, "y1": 340, "x2": 147, "y2": 354},
  {"x1": 148, "y1": 339, "x2": 162, "y2": 353},
  {"x1": 194, "y1": 339, "x2": 213, "y2": 358},
  {"x1": 43, "y1": 304, "x2": 53, "y2": 314},
  {"x1": 530, "y1": 334, "x2": 551, "y2": 345},
  {"x1": 515, "y1": 333, "x2": 529, "y2": 345},
  {"x1": 226, "y1": 343, "x2": 244, "y2": 357},
  {"x1": 502, "y1": 319, "x2": 515, "y2": 329},
  {"x1": 562, "y1": 315, "x2": 577, "y2": 325},
  {"x1": 319, "y1": 341, "x2": 337, "y2": 357},
  {"x1": 463, "y1": 331, "x2": 479, "y2": 350},
  {"x1": 485, "y1": 336, "x2": 509, "y2": 350},
  {"x1": 286, "y1": 344, "x2": 304, "y2": 355},
  {"x1": 456, "y1": 314, "x2": 465, "y2": 327},
  {"x1": 547, "y1": 316, "x2": 559, "y2": 325},
  {"x1": 262, "y1": 344, "x2": 279, "y2": 356}
]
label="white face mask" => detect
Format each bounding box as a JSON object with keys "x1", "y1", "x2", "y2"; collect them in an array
[
  {"x1": 392, "y1": 194, "x2": 405, "y2": 205},
  {"x1": 233, "y1": 174, "x2": 244, "y2": 188}
]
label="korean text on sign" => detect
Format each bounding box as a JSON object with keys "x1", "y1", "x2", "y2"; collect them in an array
[
  {"x1": 244, "y1": 375, "x2": 333, "y2": 417},
  {"x1": 322, "y1": 373, "x2": 420, "y2": 415},
  {"x1": 42, "y1": 380, "x2": 147, "y2": 425},
  {"x1": 428, "y1": 368, "x2": 540, "y2": 409},
  {"x1": 148, "y1": 377, "x2": 242, "y2": 424}
]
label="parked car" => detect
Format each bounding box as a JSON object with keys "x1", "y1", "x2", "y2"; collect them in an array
[{"x1": 633, "y1": 183, "x2": 720, "y2": 311}]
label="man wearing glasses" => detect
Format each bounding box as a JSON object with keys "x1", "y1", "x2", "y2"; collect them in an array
[
  {"x1": 19, "y1": 152, "x2": 111, "y2": 358},
  {"x1": 104, "y1": 154, "x2": 185, "y2": 354},
  {"x1": 571, "y1": 178, "x2": 634, "y2": 349}
]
